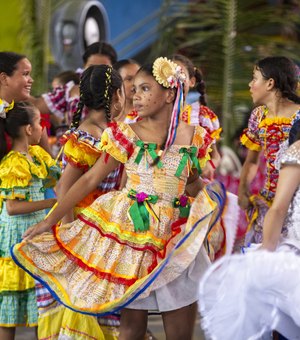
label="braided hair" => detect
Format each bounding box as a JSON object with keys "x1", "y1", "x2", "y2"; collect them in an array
[
  {"x1": 70, "y1": 65, "x2": 122, "y2": 129},
  {"x1": 171, "y1": 54, "x2": 207, "y2": 106},
  {"x1": 256, "y1": 56, "x2": 300, "y2": 104}
]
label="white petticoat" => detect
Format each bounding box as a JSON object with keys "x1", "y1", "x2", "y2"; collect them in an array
[{"x1": 199, "y1": 250, "x2": 300, "y2": 340}]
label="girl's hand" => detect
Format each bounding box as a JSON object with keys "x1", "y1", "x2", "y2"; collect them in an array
[
  {"x1": 201, "y1": 162, "x2": 215, "y2": 181},
  {"x1": 22, "y1": 220, "x2": 52, "y2": 240},
  {"x1": 238, "y1": 192, "x2": 251, "y2": 210}
]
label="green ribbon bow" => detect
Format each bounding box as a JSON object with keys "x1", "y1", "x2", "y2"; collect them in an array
[
  {"x1": 173, "y1": 195, "x2": 191, "y2": 218},
  {"x1": 134, "y1": 141, "x2": 163, "y2": 168},
  {"x1": 175, "y1": 146, "x2": 202, "y2": 177},
  {"x1": 128, "y1": 189, "x2": 159, "y2": 232}
]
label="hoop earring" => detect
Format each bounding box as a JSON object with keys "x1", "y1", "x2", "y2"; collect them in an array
[{"x1": 113, "y1": 102, "x2": 122, "y2": 111}]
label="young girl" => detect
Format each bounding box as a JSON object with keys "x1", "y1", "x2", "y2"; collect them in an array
[
  {"x1": 36, "y1": 65, "x2": 125, "y2": 340},
  {"x1": 0, "y1": 102, "x2": 60, "y2": 340},
  {"x1": 238, "y1": 56, "x2": 300, "y2": 244},
  {"x1": 171, "y1": 54, "x2": 222, "y2": 180},
  {"x1": 199, "y1": 119, "x2": 300, "y2": 340},
  {"x1": 12, "y1": 57, "x2": 224, "y2": 339},
  {"x1": 113, "y1": 59, "x2": 140, "y2": 121}
]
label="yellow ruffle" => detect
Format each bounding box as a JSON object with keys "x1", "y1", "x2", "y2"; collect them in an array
[
  {"x1": 259, "y1": 116, "x2": 294, "y2": 128},
  {"x1": 193, "y1": 126, "x2": 213, "y2": 169},
  {"x1": 240, "y1": 133, "x2": 261, "y2": 152},
  {"x1": 64, "y1": 138, "x2": 100, "y2": 169},
  {"x1": 0, "y1": 146, "x2": 60, "y2": 190},
  {"x1": 38, "y1": 304, "x2": 117, "y2": 340},
  {"x1": 211, "y1": 127, "x2": 222, "y2": 141},
  {"x1": 100, "y1": 123, "x2": 136, "y2": 164},
  {"x1": 0, "y1": 257, "x2": 35, "y2": 291}
]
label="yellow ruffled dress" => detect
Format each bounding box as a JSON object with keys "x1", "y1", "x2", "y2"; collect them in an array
[
  {"x1": 0, "y1": 146, "x2": 60, "y2": 327},
  {"x1": 12, "y1": 122, "x2": 223, "y2": 317}
]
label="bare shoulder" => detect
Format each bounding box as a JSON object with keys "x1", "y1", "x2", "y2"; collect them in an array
[{"x1": 175, "y1": 121, "x2": 195, "y2": 144}]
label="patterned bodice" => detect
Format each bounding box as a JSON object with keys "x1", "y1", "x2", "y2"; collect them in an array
[
  {"x1": 101, "y1": 122, "x2": 212, "y2": 204},
  {"x1": 241, "y1": 106, "x2": 300, "y2": 200}
]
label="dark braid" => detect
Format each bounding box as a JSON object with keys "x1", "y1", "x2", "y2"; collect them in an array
[
  {"x1": 103, "y1": 66, "x2": 113, "y2": 122},
  {"x1": 71, "y1": 65, "x2": 122, "y2": 127},
  {"x1": 194, "y1": 67, "x2": 207, "y2": 106},
  {"x1": 70, "y1": 77, "x2": 85, "y2": 129}
]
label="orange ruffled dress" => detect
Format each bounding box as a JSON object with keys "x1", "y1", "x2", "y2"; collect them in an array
[{"x1": 12, "y1": 122, "x2": 224, "y2": 316}]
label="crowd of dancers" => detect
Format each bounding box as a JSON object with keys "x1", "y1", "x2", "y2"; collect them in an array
[{"x1": 0, "y1": 41, "x2": 300, "y2": 340}]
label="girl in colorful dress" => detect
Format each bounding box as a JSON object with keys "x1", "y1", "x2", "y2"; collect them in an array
[
  {"x1": 171, "y1": 54, "x2": 222, "y2": 181},
  {"x1": 36, "y1": 64, "x2": 125, "y2": 340},
  {"x1": 0, "y1": 102, "x2": 60, "y2": 340},
  {"x1": 238, "y1": 56, "x2": 300, "y2": 244},
  {"x1": 199, "y1": 119, "x2": 300, "y2": 340},
  {"x1": 12, "y1": 57, "x2": 224, "y2": 340}
]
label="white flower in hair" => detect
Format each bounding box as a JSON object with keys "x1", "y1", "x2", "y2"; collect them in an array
[
  {"x1": 0, "y1": 98, "x2": 14, "y2": 119},
  {"x1": 153, "y1": 57, "x2": 186, "y2": 88}
]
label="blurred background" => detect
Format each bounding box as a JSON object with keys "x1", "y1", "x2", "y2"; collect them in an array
[{"x1": 1, "y1": 0, "x2": 300, "y2": 146}]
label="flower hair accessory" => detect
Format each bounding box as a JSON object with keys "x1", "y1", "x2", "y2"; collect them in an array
[
  {"x1": 153, "y1": 57, "x2": 186, "y2": 88},
  {"x1": 0, "y1": 99, "x2": 14, "y2": 119},
  {"x1": 152, "y1": 57, "x2": 185, "y2": 151}
]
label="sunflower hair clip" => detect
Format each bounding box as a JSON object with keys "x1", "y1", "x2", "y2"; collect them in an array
[{"x1": 153, "y1": 57, "x2": 186, "y2": 89}]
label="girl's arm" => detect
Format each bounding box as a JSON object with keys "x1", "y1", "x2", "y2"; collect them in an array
[
  {"x1": 201, "y1": 143, "x2": 221, "y2": 180},
  {"x1": 238, "y1": 149, "x2": 260, "y2": 209},
  {"x1": 6, "y1": 198, "x2": 56, "y2": 215},
  {"x1": 261, "y1": 164, "x2": 300, "y2": 251},
  {"x1": 23, "y1": 154, "x2": 120, "y2": 240},
  {"x1": 185, "y1": 171, "x2": 204, "y2": 197},
  {"x1": 56, "y1": 164, "x2": 84, "y2": 224}
]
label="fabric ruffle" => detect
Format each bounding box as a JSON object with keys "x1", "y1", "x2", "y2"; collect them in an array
[
  {"x1": 240, "y1": 133, "x2": 262, "y2": 151},
  {"x1": 199, "y1": 250, "x2": 300, "y2": 340},
  {"x1": 61, "y1": 128, "x2": 102, "y2": 171},
  {"x1": 0, "y1": 146, "x2": 60, "y2": 192},
  {"x1": 12, "y1": 183, "x2": 223, "y2": 316},
  {"x1": 0, "y1": 258, "x2": 35, "y2": 292}
]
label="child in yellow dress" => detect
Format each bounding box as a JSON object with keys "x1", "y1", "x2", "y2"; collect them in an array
[{"x1": 0, "y1": 102, "x2": 60, "y2": 340}]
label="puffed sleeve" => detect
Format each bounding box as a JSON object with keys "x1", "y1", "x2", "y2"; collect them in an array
[
  {"x1": 41, "y1": 81, "x2": 75, "y2": 120},
  {"x1": 100, "y1": 122, "x2": 135, "y2": 164},
  {"x1": 0, "y1": 152, "x2": 32, "y2": 201},
  {"x1": 193, "y1": 126, "x2": 213, "y2": 169},
  {"x1": 199, "y1": 105, "x2": 222, "y2": 142},
  {"x1": 280, "y1": 140, "x2": 300, "y2": 168},
  {"x1": 61, "y1": 129, "x2": 102, "y2": 171},
  {"x1": 240, "y1": 106, "x2": 265, "y2": 151},
  {"x1": 29, "y1": 146, "x2": 61, "y2": 188}
]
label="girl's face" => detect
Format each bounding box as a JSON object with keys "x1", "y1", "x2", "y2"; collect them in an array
[
  {"x1": 249, "y1": 67, "x2": 270, "y2": 105},
  {"x1": 3, "y1": 58, "x2": 33, "y2": 102},
  {"x1": 29, "y1": 108, "x2": 43, "y2": 145},
  {"x1": 133, "y1": 71, "x2": 173, "y2": 118},
  {"x1": 119, "y1": 63, "x2": 140, "y2": 102}
]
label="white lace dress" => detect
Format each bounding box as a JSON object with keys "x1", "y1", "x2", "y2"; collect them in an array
[{"x1": 199, "y1": 140, "x2": 300, "y2": 340}]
